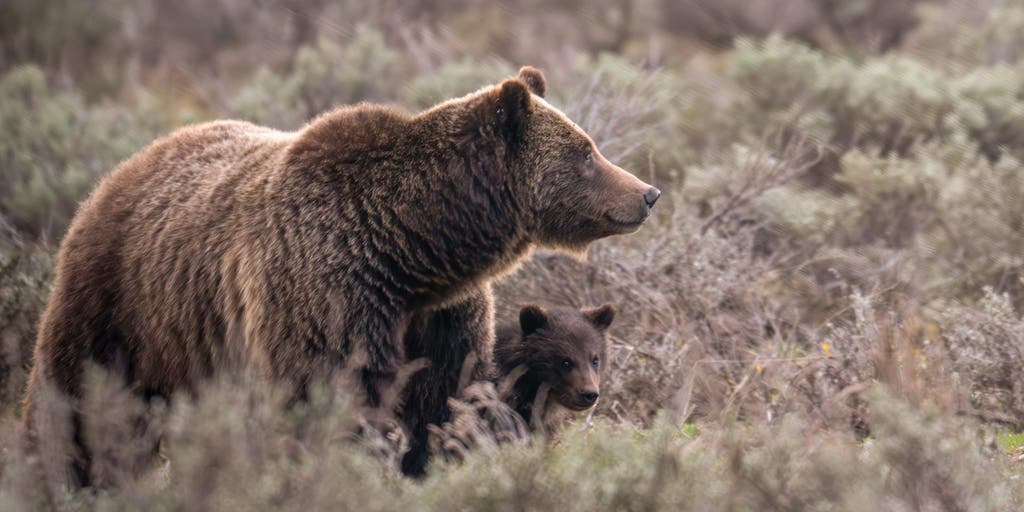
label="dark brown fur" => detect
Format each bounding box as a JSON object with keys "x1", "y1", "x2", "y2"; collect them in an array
[
  {"x1": 426, "y1": 304, "x2": 614, "y2": 466},
  {"x1": 22, "y1": 66, "x2": 658, "y2": 483},
  {"x1": 494, "y1": 304, "x2": 614, "y2": 428}
]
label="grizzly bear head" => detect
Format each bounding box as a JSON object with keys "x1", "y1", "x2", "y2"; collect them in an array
[
  {"x1": 456, "y1": 66, "x2": 661, "y2": 252},
  {"x1": 497, "y1": 304, "x2": 615, "y2": 412}
]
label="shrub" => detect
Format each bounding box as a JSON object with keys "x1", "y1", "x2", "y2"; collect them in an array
[
  {"x1": 909, "y1": 0, "x2": 1024, "y2": 67},
  {"x1": 229, "y1": 26, "x2": 401, "y2": 129},
  {"x1": 3, "y1": 4, "x2": 1024, "y2": 505},
  {"x1": 494, "y1": 143, "x2": 817, "y2": 424},
  {"x1": 0, "y1": 0, "x2": 134, "y2": 96},
  {"x1": 658, "y1": 0, "x2": 921, "y2": 53},
  {"x1": 941, "y1": 288, "x2": 1024, "y2": 428},
  {"x1": 0, "y1": 239, "x2": 52, "y2": 408},
  {"x1": 5, "y1": 378, "x2": 1022, "y2": 511},
  {"x1": 729, "y1": 36, "x2": 1024, "y2": 161},
  {"x1": 949, "y1": 65, "x2": 1024, "y2": 160},
  {"x1": 401, "y1": 58, "x2": 514, "y2": 110},
  {"x1": 0, "y1": 65, "x2": 172, "y2": 241},
  {"x1": 557, "y1": 54, "x2": 685, "y2": 176}
]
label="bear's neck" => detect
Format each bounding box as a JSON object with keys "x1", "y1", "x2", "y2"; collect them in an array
[
  {"x1": 401, "y1": 141, "x2": 532, "y2": 305},
  {"x1": 285, "y1": 108, "x2": 533, "y2": 307},
  {"x1": 445, "y1": 149, "x2": 529, "y2": 275}
]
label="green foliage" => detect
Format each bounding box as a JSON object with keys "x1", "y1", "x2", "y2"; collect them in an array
[
  {"x1": 911, "y1": 0, "x2": 1024, "y2": 66},
  {"x1": 558, "y1": 54, "x2": 685, "y2": 174},
  {"x1": 0, "y1": 65, "x2": 171, "y2": 240},
  {"x1": 729, "y1": 35, "x2": 1024, "y2": 158},
  {"x1": 998, "y1": 431, "x2": 1024, "y2": 455},
  {"x1": 0, "y1": 65, "x2": 101, "y2": 238},
  {"x1": 941, "y1": 288, "x2": 1024, "y2": 423},
  {"x1": 949, "y1": 65, "x2": 1024, "y2": 156},
  {"x1": 731, "y1": 35, "x2": 842, "y2": 112},
  {"x1": 0, "y1": 240, "x2": 52, "y2": 407},
  {"x1": 5, "y1": 380, "x2": 1022, "y2": 511},
  {"x1": 716, "y1": 36, "x2": 1024, "y2": 313},
  {"x1": 2, "y1": 1, "x2": 1024, "y2": 506},
  {"x1": 402, "y1": 58, "x2": 515, "y2": 110},
  {"x1": 681, "y1": 422, "x2": 700, "y2": 439},
  {"x1": 229, "y1": 26, "x2": 401, "y2": 129},
  {"x1": 0, "y1": 0, "x2": 135, "y2": 97},
  {"x1": 839, "y1": 55, "x2": 951, "y2": 151}
]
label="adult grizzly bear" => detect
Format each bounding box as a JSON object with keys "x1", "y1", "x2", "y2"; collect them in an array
[{"x1": 22, "y1": 66, "x2": 660, "y2": 483}]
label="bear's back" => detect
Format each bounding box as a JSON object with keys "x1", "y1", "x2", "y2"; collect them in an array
[
  {"x1": 80, "y1": 120, "x2": 292, "y2": 227},
  {"x1": 48, "y1": 120, "x2": 298, "y2": 391}
]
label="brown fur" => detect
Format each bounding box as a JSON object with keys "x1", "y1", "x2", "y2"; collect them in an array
[
  {"x1": 425, "y1": 304, "x2": 614, "y2": 466},
  {"x1": 22, "y1": 66, "x2": 658, "y2": 483},
  {"x1": 493, "y1": 304, "x2": 614, "y2": 429}
]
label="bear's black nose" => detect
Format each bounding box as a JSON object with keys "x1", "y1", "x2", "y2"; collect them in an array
[
  {"x1": 581, "y1": 391, "x2": 599, "y2": 405},
  {"x1": 643, "y1": 187, "x2": 661, "y2": 209}
]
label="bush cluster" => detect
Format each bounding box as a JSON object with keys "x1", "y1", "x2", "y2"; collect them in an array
[
  {"x1": 3, "y1": 379, "x2": 1021, "y2": 510},
  {"x1": 1, "y1": 0, "x2": 1024, "y2": 507},
  {"x1": 0, "y1": 66, "x2": 177, "y2": 241}
]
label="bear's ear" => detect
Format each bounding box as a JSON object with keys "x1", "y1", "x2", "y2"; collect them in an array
[
  {"x1": 582, "y1": 304, "x2": 616, "y2": 331},
  {"x1": 518, "y1": 66, "x2": 546, "y2": 98},
  {"x1": 519, "y1": 305, "x2": 548, "y2": 336},
  {"x1": 459, "y1": 78, "x2": 531, "y2": 151},
  {"x1": 493, "y1": 78, "x2": 532, "y2": 139}
]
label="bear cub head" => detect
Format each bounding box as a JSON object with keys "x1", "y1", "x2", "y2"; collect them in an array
[
  {"x1": 456, "y1": 66, "x2": 661, "y2": 252},
  {"x1": 494, "y1": 304, "x2": 615, "y2": 415}
]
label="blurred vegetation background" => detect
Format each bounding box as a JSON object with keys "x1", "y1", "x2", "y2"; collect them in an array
[{"x1": 2, "y1": 0, "x2": 1024, "y2": 509}]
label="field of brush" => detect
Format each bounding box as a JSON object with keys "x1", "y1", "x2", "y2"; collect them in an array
[{"x1": 2, "y1": 1, "x2": 1024, "y2": 509}]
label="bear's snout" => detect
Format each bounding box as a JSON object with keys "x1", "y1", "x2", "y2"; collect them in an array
[
  {"x1": 581, "y1": 390, "x2": 599, "y2": 406},
  {"x1": 593, "y1": 157, "x2": 660, "y2": 234},
  {"x1": 643, "y1": 187, "x2": 661, "y2": 209}
]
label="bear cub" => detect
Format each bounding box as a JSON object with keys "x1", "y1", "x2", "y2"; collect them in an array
[
  {"x1": 494, "y1": 303, "x2": 614, "y2": 428},
  {"x1": 427, "y1": 303, "x2": 614, "y2": 463}
]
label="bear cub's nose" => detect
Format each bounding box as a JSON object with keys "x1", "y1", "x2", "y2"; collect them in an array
[
  {"x1": 581, "y1": 391, "x2": 599, "y2": 405},
  {"x1": 643, "y1": 187, "x2": 661, "y2": 209}
]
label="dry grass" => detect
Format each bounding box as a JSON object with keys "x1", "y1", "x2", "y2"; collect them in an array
[{"x1": 2, "y1": 0, "x2": 1024, "y2": 509}]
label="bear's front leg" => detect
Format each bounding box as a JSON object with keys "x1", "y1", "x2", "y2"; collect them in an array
[
  {"x1": 399, "y1": 286, "x2": 495, "y2": 476},
  {"x1": 344, "y1": 304, "x2": 407, "y2": 409}
]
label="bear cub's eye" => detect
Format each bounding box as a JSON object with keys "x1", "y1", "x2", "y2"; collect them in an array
[
  {"x1": 591, "y1": 357, "x2": 600, "y2": 368},
  {"x1": 584, "y1": 152, "x2": 594, "y2": 164},
  {"x1": 561, "y1": 358, "x2": 573, "y2": 370}
]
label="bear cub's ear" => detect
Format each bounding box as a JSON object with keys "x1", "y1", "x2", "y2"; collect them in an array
[
  {"x1": 517, "y1": 66, "x2": 546, "y2": 98},
  {"x1": 519, "y1": 305, "x2": 548, "y2": 336},
  {"x1": 582, "y1": 304, "x2": 616, "y2": 331}
]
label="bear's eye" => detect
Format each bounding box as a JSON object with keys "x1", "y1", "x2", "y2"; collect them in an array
[
  {"x1": 591, "y1": 357, "x2": 599, "y2": 368},
  {"x1": 584, "y1": 152, "x2": 594, "y2": 164},
  {"x1": 561, "y1": 358, "x2": 573, "y2": 370}
]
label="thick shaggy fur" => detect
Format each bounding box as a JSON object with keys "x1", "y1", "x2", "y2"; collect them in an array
[
  {"x1": 494, "y1": 304, "x2": 614, "y2": 428},
  {"x1": 22, "y1": 66, "x2": 658, "y2": 483},
  {"x1": 427, "y1": 304, "x2": 614, "y2": 465}
]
